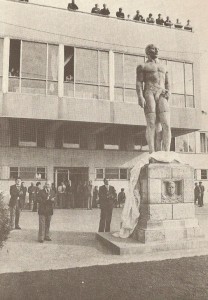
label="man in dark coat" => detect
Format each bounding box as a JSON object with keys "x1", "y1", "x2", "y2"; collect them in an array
[
  {"x1": 98, "y1": 178, "x2": 116, "y2": 232},
  {"x1": 37, "y1": 181, "x2": 56, "y2": 243},
  {"x1": 199, "y1": 181, "x2": 205, "y2": 207},
  {"x1": 194, "y1": 182, "x2": 201, "y2": 205},
  {"x1": 28, "y1": 182, "x2": 36, "y2": 210},
  {"x1": 9, "y1": 177, "x2": 24, "y2": 230},
  {"x1": 67, "y1": 0, "x2": 78, "y2": 11}
]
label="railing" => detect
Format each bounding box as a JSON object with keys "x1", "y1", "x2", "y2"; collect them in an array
[{"x1": 6, "y1": 0, "x2": 193, "y2": 33}]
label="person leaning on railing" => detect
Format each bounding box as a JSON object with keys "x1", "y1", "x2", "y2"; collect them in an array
[
  {"x1": 116, "y1": 8, "x2": 125, "y2": 19},
  {"x1": 184, "y1": 20, "x2": 192, "y2": 31},
  {"x1": 133, "y1": 10, "x2": 145, "y2": 22},
  {"x1": 164, "y1": 16, "x2": 173, "y2": 27},
  {"x1": 174, "y1": 19, "x2": 183, "y2": 29},
  {"x1": 146, "y1": 13, "x2": 155, "y2": 24},
  {"x1": 91, "y1": 3, "x2": 100, "y2": 14},
  {"x1": 67, "y1": 0, "x2": 78, "y2": 11},
  {"x1": 100, "y1": 4, "x2": 110, "y2": 16},
  {"x1": 156, "y1": 14, "x2": 164, "y2": 25}
]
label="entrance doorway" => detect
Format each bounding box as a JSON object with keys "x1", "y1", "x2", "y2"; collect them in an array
[{"x1": 54, "y1": 167, "x2": 89, "y2": 208}]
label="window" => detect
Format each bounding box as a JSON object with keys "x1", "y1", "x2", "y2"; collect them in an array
[
  {"x1": 64, "y1": 47, "x2": 109, "y2": 100},
  {"x1": 104, "y1": 130, "x2": 119, "y2": 150},
  {"x1": 10, "y1": 167, "x2": 19, "y2": 180},
  {"x1": 64, "y1": 46, "x2": 74, "y2": 97},
  {"x1": 63, "y1": 125, "x2": 80, "y2": 148},
  {"x1": 9, "y1": 167, "x2": 47, "y2": 180},
  {"x1": 175, "y1": 132, "x2": 195, "y2": 153},
  {"x1": 162, "y1": 59, "x2": 194, "y2": 108},
  {"x1": 47, "y1": 44, "x2": 58, "y2": 95},
  {"x1": 134, "y1": 135, "x2": 149, "y2": 151},
  {"x1": 9, "y1": 40, "x2": 58, "y2": 95},
  {"x1": 201, "y1": 170, "x2": 207, "y2": 180},
  {"x1": 0, "y1": 38, "x2": 3, "y2": 91},
  {"x1": 9, "y1": 39, "x2": 21, "y2": 92},
  {"x1": 114, "y1": 53, "x2": 145, "y2": 103},
  {"x1": 10, "y1": 119, "x2": 45, "y2": 148},
  {"x1": 96, "y1": 169, "x2": 104, "y2": 179},
  {"x1": 200, "y1": 132, "x2": 208, "y2": 153},
  {"x1": 95, "y1": 168, "x2": 128, "y2": 180},
  {"x1": 19, "y1": 120, "x2": 37, "y2": 147}
]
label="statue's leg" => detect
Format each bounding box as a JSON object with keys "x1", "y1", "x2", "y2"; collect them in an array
[
  {"x1": 145, "y1": 113, "x2": 156, "y2": 153},
  {"x1": 144, "y1": 92, "x2": 156, "y2": 153},
  {"x1": 155, "y1": 121, "x2": 162, "y2": 151},
  {"x1": 159, "y1": 111, "x2": 171, "y2": 151}
]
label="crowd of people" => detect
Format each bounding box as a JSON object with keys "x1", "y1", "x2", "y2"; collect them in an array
[
  {"x1": 194, "y1": 182, "x2": 205, "y2": 207},
  {"x1": 66, "y1": 1, "x2": 193, "y2": 31},
  {"x1": 8, "y1": 177, "x2": 126, "y2": 242},
  {"x1": 17, "y1": 0, "x2": 193, "y2": 31}
]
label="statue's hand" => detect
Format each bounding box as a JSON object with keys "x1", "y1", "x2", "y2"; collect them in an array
[
  {"x1": 138, "y1": 96, "x2": 146, "y2": 108},
  {"x1": 161, "y1": 89, "x2": 171, "y2": 100}
]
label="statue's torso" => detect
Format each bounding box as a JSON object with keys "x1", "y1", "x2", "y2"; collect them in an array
[{"x1": 143, "y1": 61, "x2": 167, "y2": 90}]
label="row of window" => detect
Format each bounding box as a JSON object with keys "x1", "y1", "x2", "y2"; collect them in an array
[
  {"x1": 8, "y1": 167, "x2": 208, "y2": 181},
  {"x1": 9, "y1": 167, "x2": 128, "y2": 180},
  {"x1": 7, "y1": 120, "x2": 208, "y2": 153},
  {"x1": 10, "y1": 167, "x2": 47, "y2": 180},
  {"x1": 0, "y1": 38, "x2": 195, "y2": 107}
]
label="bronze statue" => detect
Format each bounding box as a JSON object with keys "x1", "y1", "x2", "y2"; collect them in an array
[{"x1": 136, "y1": 44, "x2": 171, "y2": 153}]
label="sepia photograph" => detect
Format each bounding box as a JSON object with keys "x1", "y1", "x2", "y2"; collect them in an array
[{"x1": 0, "y1": 0, "x2": 208, "y2": 299}]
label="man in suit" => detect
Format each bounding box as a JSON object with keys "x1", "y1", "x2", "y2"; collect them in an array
[
  {"x1": 37, "y1": 180, "x2": 56, "y2": 243},
  {"x1": 199, "y1": 182, "x2": 205, "y2": 207},
  {"x1": 9, "y1": 177, "x2": 24, "y2": 230},
  {"x1": 98, "y1": 178, "x2": 116, "y2": 232}
]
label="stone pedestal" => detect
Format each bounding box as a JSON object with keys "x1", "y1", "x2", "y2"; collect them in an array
[{"x1": 133, "y1": 163, "x2": 204, "y2": 243}]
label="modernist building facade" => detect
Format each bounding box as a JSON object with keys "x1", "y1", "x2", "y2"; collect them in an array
[{"x1": 0, "y1": 1, "x2": 205, "y2": 205}]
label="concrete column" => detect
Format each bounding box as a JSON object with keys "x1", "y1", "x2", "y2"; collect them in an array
[
  {"x1": 47, "y1": 165, "x2": 54, "y2": 182},
  {"x1": 0, "y1": 118, "x2": 10, "y2": 147},
  {"x1": 109, "y1": 50, "x2": 114, "y2": 102},
  {"x1": 58, "y1": 44, "x2": 64, "y2": 98},
  {"x1": 2, "y1": 37, "x2": 10, "y2": 93}
]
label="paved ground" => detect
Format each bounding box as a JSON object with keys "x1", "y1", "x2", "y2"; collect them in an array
[{"x1": 0, "y1": 206, "x2": 208, "y2": 274}]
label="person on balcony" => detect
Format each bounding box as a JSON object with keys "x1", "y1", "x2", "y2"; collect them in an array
[
  {"x1": 91, "y1": 4, "x2": 100, "y2": 14},
  {"x1": 184, "y1": 20, "x2": 192, "y2": 31},
  {"x1": 67, "y1": 0, "x2": 78, "y2": 11},
  {"x1": 174, "y1": 19, "x2": 183, "y2": 29},
  {"x1": 116, "y1": 8, "x2": 125, "y2": 19},
  {"x1": 156, "y1": 14, "x2": 164, "y2": 25},
  {"x1": 146, "y1": 13, "x2": 155, "y2": 24},
  {"x1": 100, "y1": 4, "x2": 110, "y2": 16},
  {"x1": 133, "y1": 10, "x2": 145, "y2": 22},
  {"x1": 164, "y1": 16, "x2": 173, "y2": 27}
]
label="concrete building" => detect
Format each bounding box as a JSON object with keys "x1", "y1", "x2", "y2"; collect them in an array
[{"x1": 0, "y1": 1, "x2": 203, "y2": 206}]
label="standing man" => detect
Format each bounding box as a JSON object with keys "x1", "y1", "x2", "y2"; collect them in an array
[
  {"x1": 87, "y1": 180, "x2": 93, "y2": 210},
  {"x1": 57, "y1": 182, "x2": 66, "y2": 208},
  {"x1": 28, "y1": 182, "x2": 36, "y2": 210},
  {"x1": 199, "y1": 182, "x2": 205, "y2": 207},
  {"x1": 118, "y1": 188, "x2": 126, "y2": 208},
  {"x1": 9, "y1": 177, "x2": 24, "y2": 230},
  {"x1": 136, "y1": 44, "x2": 171, "y2": 153},
  {"x1": 98, "y1": 178, "x2": 116, "y2": 232},
  {"x1": 33, "y1": 182, "x2": 42, "y2": 212},
  {"x1": 194, "y1": 182, "x2": 201, "y2": 205},
  {"x1": 21, "y1": 181, "x2": 27, "y2": 209},
  {"x1": 37, "y1": 181, "x2": 56, "y2": 243}
]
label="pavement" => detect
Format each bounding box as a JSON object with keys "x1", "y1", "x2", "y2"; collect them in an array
[{"x1": 1, "y1": 205, "x2": 208, "y2": 274}]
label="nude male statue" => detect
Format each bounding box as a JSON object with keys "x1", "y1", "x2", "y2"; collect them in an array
[{"x1": 136, "y1": 44, "x2": 171, "y2": 153}]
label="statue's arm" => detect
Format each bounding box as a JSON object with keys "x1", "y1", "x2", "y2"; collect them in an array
[
  {"x1": 165, "y1": 70, "x2": 171, "y2": 99},
  {"x1": 136, "y1": 65, "x2": 146, "y2": 108}
]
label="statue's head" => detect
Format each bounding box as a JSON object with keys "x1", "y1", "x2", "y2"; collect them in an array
[
  {"x1": 145, "y1": 44, "x2": 159, "y2": 59},
  {"x1": 167, "y1": 181, "x2": 176, "y2": 196}
]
